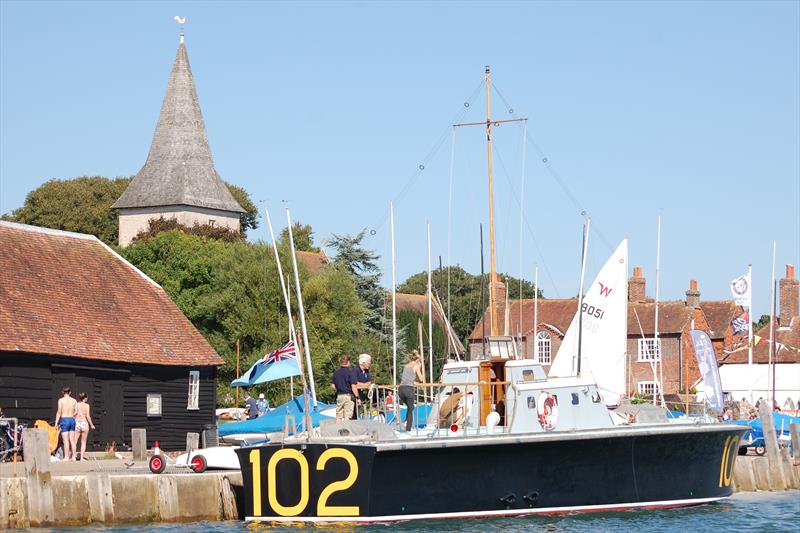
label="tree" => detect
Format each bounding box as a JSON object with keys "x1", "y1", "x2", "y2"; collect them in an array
[
  {"x1": 328, "y1": 230, "x2": 385, "y2": 335},
  {"x1": 280, "y1": 221, "x2": 319, "y2": 252},
  {"x1": 1, "y1": 176, "x2": 131, "y2": 245},
  {"x1": 753, "y1": 314, "x2": 770, "y2": 332},
  {"x1": 122, "y1": 229, "x2": 367, "y2": 406},
  {"x1": 225, "y1": 183, "x2": 259, "y2": 232},
  {"x1": 2, "y1": 176, "x2": 259, "y2": 245},
  {"x1": 398, "y1": 265, "x2": 542, "y2": 346}
]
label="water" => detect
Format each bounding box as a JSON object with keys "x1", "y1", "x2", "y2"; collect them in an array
[{"x1": 26, "y1": 491, "x2": 800, "y2": 533}]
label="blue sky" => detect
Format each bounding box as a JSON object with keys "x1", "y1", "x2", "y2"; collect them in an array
[{"x1": 1, "y1": 1, "x2": 798, "y2": 317}]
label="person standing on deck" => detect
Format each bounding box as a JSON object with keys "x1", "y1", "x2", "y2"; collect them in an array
[
  {"x1": 74, "y1": 392, "x2": 95, "y2": 461},
  {"x1": 399, "y1": 351, "x2": 425, "y2": 431},
  {"x1": 54, "y1": 387, "x2": 78, "y2": 460},
  {"x1": 332, "y1": 355, "x2": 358, "y2": 421},
  {"x1": 351, "y1": 353, "x2": 373, "y2": 419}
]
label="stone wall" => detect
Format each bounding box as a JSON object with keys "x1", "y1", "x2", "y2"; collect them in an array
[{"x1": 118, "y1": 206, "x2": 240, "y2": 246}]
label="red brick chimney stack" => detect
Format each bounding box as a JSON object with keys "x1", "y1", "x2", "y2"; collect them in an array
[
  {"x1": 685, "y1": 279, "x2": 700, "y2": 309},
  {"x1": 779, "y1": 264, "x2": 798, "y2": 328},
  {"x1": 628, "y1": 266, "x2": 646, "y2": 302}
]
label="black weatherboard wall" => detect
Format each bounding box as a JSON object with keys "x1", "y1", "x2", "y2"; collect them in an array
[{"x1": 0, "y1": 353, "x2": 216, "y2": 451}]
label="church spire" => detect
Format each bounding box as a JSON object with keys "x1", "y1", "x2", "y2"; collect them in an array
[{"x1": 113, "y1": 32, "x2": 243, "y2": 214}]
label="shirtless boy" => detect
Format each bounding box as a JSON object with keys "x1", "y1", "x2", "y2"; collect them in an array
[{"x1": 54, "y1": 387, "x2": 78, "y2": 460}]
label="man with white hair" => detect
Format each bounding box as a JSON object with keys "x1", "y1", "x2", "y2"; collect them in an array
[{"x1": 352, "y1": 353, "x2": 373, "y2": 419}]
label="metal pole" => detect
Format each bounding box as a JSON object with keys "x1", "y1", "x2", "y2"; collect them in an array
[
  {"x1": 576, "y1": 219, "x2": 590, "y2": 376},
  {"x1": 769, "y1": 241, "x2": 776, "y2": 408},
  {"x1": 235, "y1": 339, "x2": 240, "y2": 407},
  {"x1": 748, "y1": 263, "x2": 753, "y2": 403},
  {"x1": 655, "y1": 215, "x2": 663, "y2": 406},
  {"x1": 533, "y1": 266, "x2": 538, "y2": 360},
  {"x1": 285, "y1": 208, "x2": 318, "y2": 406},
  {"x1": 427, "y1": 223, "x2": 434, "y2": 385},
  {"x1": 390, "y1": 202, "x2": 398, "y2": 426}
]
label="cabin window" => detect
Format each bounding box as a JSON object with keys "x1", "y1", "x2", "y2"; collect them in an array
[
  {"x1": 527, "y1": 396, "x2": 536, "y2": 409},
  {"x1": 188, "y1": 370, "x2": 200, "y2": 410},
  {"x1": 637, "y1": 338, "x2": 661, "y2": 362},
  {"x1": 571, "y1": 393, "x2": 579, "y2": 405},
  {"x1": 536, "y1": 331, "x2": 551, "y2": 365},
  {"x1": 637, "y1": 381, "x2": 659, "y2": 396}
]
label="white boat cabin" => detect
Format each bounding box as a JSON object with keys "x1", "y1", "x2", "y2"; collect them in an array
[{"x1": 428, "y1": 336, "x2": 615, "y2": 435}]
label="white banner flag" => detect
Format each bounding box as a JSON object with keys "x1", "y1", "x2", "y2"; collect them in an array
[{"x1": 730, "y1": 272, "x2": 751, "y2": 307}]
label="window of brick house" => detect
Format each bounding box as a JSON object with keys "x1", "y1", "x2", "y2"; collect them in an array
[
  {"x1": 536, "y1": 331, "x2": 551, "y2": 365},
  {"x1": 637, "y1": 381, "x2": 659, "y2": 396},
  {"x1": 188, "y1": 370, "x2": 200, "y2": 410},
  {"x1": 637, "y1": 338, "x2": 661, "y2": 362}
]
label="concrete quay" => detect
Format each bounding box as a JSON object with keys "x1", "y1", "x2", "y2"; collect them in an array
[{"x1": 0, "y1": 429, "x2": 242, "y2": 529}]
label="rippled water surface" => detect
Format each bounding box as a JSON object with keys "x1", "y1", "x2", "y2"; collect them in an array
[{"x1": 28, "y1": 491, "x2": 800, "y2": 533}]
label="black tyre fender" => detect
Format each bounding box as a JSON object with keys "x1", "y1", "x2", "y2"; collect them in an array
[
  {"x1": 737, "y1": 447, "x2": 748, "y2": 456},
  {"x1": 149, "y1": 454, "x2": 166, "y2": 474},
  {"x1": 190, "y1": 453, "x2": 208, "y2": 473}
]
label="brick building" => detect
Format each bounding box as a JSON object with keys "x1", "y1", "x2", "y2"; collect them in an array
[
  {"x1": 715, "y1": 265, "x2": 800, "y2": 407},
  {"x1": 468, "y1": 268, "x2": 737, "y2": 398}
]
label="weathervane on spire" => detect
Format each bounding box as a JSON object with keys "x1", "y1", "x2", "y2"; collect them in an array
[{"x1": 174, "y1": 16, "x2": 186, "y2": 43}]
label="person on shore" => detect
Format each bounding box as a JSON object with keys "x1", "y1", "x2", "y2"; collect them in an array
[
  {"x1": 244, "y1": 392, "x2": 258, "y2": 420},
  {"x1": 54, "y1": 387, "x2": 78, "y2": 460},
  {"x1": 256, "y1": 393, "x2": 270, "y2": 417},
  {"x1": 399, "y1": 350, "x2": 425, "y2": 432},
  {"x1": 351, "y1": 353, "x2": 373, "y2": 419},
  {"x1": 332, "y1": 355, "x2": 357, "y2": 421},
  {"x1": 75, "y1": 393, "x2": 95, "y2": 461}
]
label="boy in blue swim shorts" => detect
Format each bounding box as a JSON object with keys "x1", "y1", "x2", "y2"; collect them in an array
[{"x1": 54, "y1": 387, "x2": 78, "y2": 460}]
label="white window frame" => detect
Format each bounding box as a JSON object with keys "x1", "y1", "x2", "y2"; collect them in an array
[
  {"x1": 637, "y1": 381, "x2": 660, "y2": 396},
  {"x1": 187, "y1": 370, "x2": 200, "y2": 410},
  {"x1": 637, "y1": 338, "x2": 661, "y2": 362},
  {"x1": 536, "y1": 331, "x2": 552, "y2": 365}
]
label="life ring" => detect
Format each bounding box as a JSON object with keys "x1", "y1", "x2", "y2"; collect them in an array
[{"x1": 537, "y1": 392, "x2": 558, "y2": 430}]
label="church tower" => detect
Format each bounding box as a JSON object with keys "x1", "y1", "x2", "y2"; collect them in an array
[{"x1": 113, "y1": 32, "x2": 243, "y2": 246}]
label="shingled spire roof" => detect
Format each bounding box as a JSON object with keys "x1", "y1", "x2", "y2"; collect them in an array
[{"x1": 113, "y1": 34, "x2": 243, "y2": 213}]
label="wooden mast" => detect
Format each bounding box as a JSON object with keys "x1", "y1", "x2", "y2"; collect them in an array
[
  {"x1": 454, "y1": 66, "x2": 526, "y2": 339},
  {"x1": 485, "y1": 66, "x2": 499, "y2": 336}
]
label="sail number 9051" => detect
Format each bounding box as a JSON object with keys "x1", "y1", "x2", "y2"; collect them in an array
[{"x1": 249, "y1": 448, "x2": 361, "y2": 517}]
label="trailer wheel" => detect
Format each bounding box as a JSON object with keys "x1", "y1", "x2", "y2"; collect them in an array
[
  {"x1": 190, "y1": 454, "x2": 207, "y2": 473},
  {"x1": 755, "y1": 445, "x2": 766, "y2": 456},
  {"x1": 149, "y1": 454, "x2": 166, "y2": 474}
]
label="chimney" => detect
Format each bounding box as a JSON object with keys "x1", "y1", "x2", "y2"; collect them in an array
[
  {"x1": 779, "y1": 264, "x2": 799, "y2": 328},
  {"x1": 628, "y1": 266, "x2": 646, "y2": 302},
  {"x1": 685, "y1": 279, "x2": 700, "y2": 309}
]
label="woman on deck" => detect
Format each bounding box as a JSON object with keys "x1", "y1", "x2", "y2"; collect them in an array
[
  {"x1": 75, "y1": 393, "x2": 95, "y2": 461},
  {"x1": 399, "y1": 351, "x2": 425, "y2": 432}
]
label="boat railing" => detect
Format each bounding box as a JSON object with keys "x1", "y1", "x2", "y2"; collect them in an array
[{"x1": 364, "y1": 381, "x2": 512, "y2": 437}]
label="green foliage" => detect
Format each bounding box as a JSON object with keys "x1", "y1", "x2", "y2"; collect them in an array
[
  {"x1": 398, "y1": 266, "x2": 542, "y2": 345},
  {"x1": 225, "y1": 183, "x2": 259, "y2": 232},
  {"x1": 2, "y1": 176, "x2": 258, "y2": 245},
  {"x1": 280, "y1": 221, "x2": 319, "y2": 252},
  {"x1": 133, "y1": 217, "x2": 243, "y2": 243},
  {"x1": 753, "y1": 314, "x2": 770, "y2": 332},
  {"x1": 1, "y1": 176, "x2": 131, "y2": 245},
  {"x1": 328, "y1": 230, "x2": 385, "y2": 335},
  {"x1": 122, "y1": 230, "x2": 366, "y2": 407}
]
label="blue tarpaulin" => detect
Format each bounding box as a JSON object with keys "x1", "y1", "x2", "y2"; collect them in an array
[{"x1": 218, "y1": 396, "x2": 333, "y2": 437}]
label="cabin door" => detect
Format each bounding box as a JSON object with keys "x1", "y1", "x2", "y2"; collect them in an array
[{"x1": 97, "y1": 380, "x2": 124, "y2": 448}]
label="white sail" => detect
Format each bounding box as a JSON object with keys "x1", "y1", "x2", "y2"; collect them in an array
[{"x1": 548, "y1": 239, "x2": 628, "y2": 406}]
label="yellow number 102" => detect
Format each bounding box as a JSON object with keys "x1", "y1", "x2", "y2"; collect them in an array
[{"x1": 249, "y1": 447, "x2": 361, "y2": 517}]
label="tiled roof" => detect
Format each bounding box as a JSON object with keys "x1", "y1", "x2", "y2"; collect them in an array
[
  {"x1": 469, "y1": 298, "x2": 696, "y2": 340},
  {"x1": 392, "y1": 293, "x2": 465, "y2": 353},
  {"x1": 721, "y1": 316, "x2": 800, "y2": 364},
  {"x1": 297, "y1": 250, "x2": 330, "y2": 273},
  {"x1": 0, "y1": 222, "x2": 223, "y2": 366},
  {"x1": 700, "y1": 300, "x2": 736, "y2": 339},
  {"x1": 112, "y1": 37, "x2": 243, "y2": 213}
]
